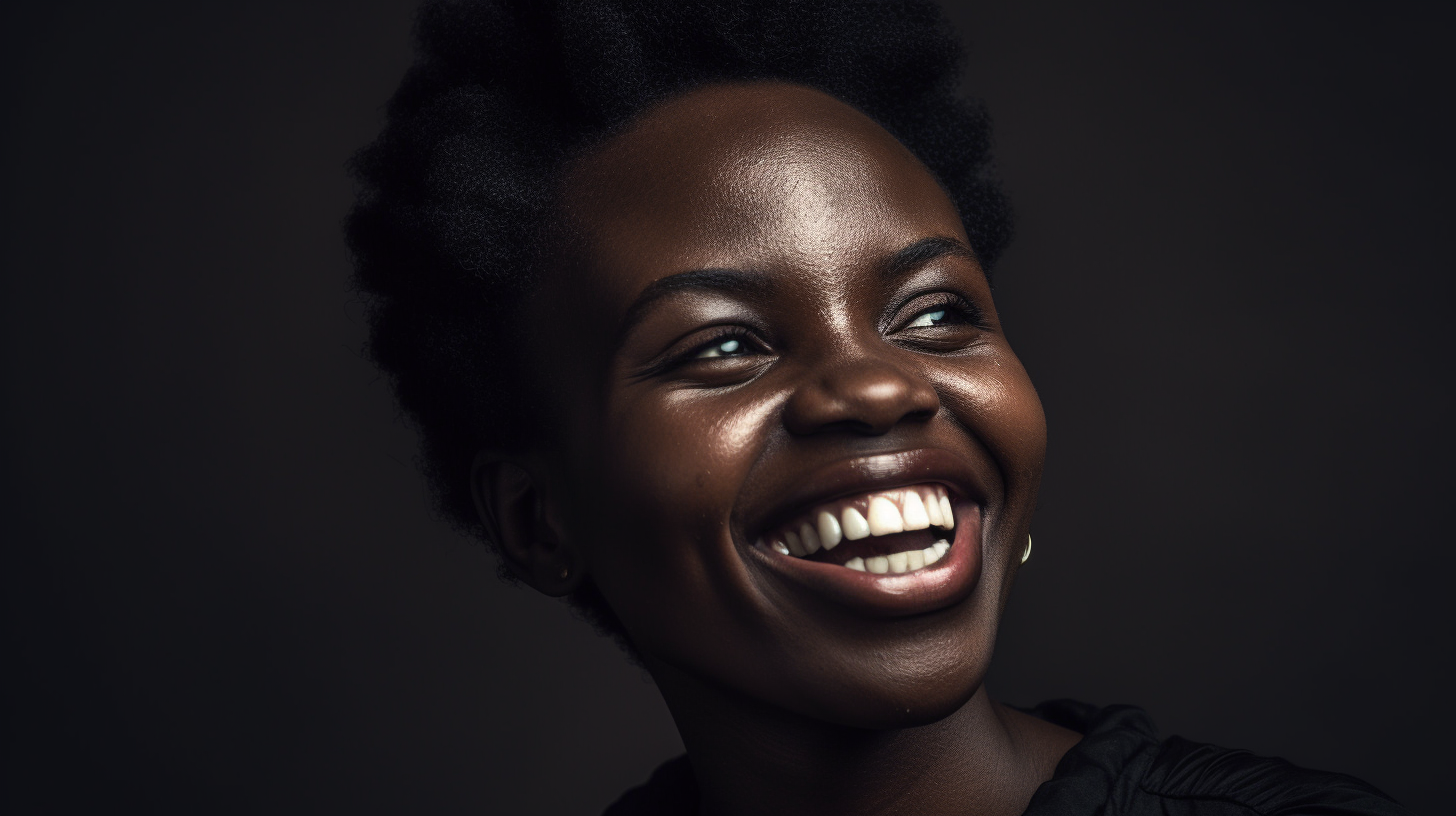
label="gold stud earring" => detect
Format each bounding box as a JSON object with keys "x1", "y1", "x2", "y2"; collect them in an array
[
  {"x1": 1021, "y1": 534, "x2": 1033, "y2": 565},
  {"x1": 560, "y1": 566, "x2": 570, "y2": 580}
]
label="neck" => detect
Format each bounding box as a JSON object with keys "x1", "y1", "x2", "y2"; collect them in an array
[{"x1": 649, "y1": 661, "x2": 1076, "y2": 816}]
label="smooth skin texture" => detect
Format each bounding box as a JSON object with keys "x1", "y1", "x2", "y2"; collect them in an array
[{"x1": 474, "y1": 82, "x2": 1079, "y2": 816}]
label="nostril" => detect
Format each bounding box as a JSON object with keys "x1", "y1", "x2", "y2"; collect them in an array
[
  {"x1": 904, "y1": 406, "x2": 937, "y2": 424},
  {"x1": 813, "y1": 418, "x2": 884, "y2": 436},
  {"x1": 782, "y1": 358, "x2": 941, "y2": 436}
]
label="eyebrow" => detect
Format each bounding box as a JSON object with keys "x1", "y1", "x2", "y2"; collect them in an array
[
  {"x1": 615, "y1": 237, "x2": 977, "y2": 343},
  {"x1": 881, "y1": 236, "x2": 981, "y2": 281},
  {"x1": 617, "y1": 267, "x2": 777, "y2": 342}
]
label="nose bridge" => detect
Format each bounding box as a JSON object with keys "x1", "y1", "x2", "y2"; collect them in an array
[{"x1": 782, "y1": 325, "x2": 940, "y2": 436}]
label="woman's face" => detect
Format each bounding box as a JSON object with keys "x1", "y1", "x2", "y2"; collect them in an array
[{"x1": 524, "y1": 82, "x2": 1045, "y2": 728}]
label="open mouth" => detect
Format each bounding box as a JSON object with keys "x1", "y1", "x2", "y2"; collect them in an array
[{"x1": 754, "y1": 484, "x2": 957, "y2": 575}]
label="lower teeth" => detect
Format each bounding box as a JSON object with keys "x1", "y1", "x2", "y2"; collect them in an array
[{"x1": 844, "y1": 540, "x2": 950, "y2": 574}]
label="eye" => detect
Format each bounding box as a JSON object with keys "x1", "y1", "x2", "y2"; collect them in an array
[
  {"x1": 904, "y1": 307, "x2": 953, "y2": 329},
  {"x1": 629, "y1": 326, "x2": 772, "y2": 384},
  {"x1": 898, "y1": 298, "x2": 979, "y2": 331},
  {"x1": 886, "y1": 292, "x2": 990, "y2": 351},
  {"x1": 694, "y1": 337, "x2": 749, "y2": 359}
]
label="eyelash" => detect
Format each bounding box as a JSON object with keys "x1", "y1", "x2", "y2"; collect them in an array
[
  {"x1": 625, "y1": 326, "x2": 766, "y2": 383},
  {"x1": 894, "y1": 292, "x2": 988, "y2": 332}
]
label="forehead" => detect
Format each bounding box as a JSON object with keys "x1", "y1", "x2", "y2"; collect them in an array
[{"x1": 558, "y1": 82, "x2": 969, "y2": 294}]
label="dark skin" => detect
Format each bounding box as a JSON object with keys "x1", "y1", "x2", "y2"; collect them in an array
[{"x1": 473, "y1": 82, "x2": 1080, "y2": 816}]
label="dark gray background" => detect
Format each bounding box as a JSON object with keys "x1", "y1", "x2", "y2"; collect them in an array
[{"x1": 4, "y1": 2, "x2": 1451, "y2": 814}]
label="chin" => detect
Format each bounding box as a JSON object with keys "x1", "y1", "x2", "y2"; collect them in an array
[
  {"x1": 788, "y1": 676, "x2": 986, "y2": 731},
  {"x1": 769, "y1": 642, "x2": 994, "y2": 730}
]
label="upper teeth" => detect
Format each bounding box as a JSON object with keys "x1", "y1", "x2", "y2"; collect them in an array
[{"x1": 760, "y1": 485, "x2": 956, "y2": 573}]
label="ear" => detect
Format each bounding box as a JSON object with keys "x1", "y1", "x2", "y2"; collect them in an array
[{"x1": 470, "y1": 452, "x2": 584, "y2": 596}]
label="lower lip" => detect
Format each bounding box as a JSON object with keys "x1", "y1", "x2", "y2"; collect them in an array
[{"x1": 746, "y1": 502, "x2": 983, "y2": 618}]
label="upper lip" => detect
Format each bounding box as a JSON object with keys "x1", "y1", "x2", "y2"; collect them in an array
[{"x1": 735, "y1": 447, "x2": 992, "y2": 542}]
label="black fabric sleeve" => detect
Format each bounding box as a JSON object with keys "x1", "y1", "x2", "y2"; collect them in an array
[{"x1": 1137, "y1": 736, "x2": 1413, "y2": 816}]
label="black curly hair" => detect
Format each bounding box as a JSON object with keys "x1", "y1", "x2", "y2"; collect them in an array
[{"x1": 347, "y1": 0, "x2": 1013, "y2": 638}]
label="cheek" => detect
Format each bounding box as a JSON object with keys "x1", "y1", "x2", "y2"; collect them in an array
[
  {"x1": 602, "y1": 387, "x2": 782, "y2": 517},
  {"x1": 941, "y1": 352, "x2": 1047, "y2": 488},
  {"x1": 571, "y1": 385, "x2": 783, "y2": 650},
  {"x1": 935, "y1": 349, "x2": 1045, "y2": 608}
]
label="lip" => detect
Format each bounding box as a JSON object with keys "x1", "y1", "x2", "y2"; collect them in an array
[
  {"x1": 735, "y1": 448, "x2": 991, "y2": 618},
  {"x1": 745, "y1": 498, "x2": 982, "y2": 618}
]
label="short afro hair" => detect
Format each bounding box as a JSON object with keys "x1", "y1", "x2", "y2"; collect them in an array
[{"x1": 347, "y1": 0, "x2": 1012, "y2": 636}]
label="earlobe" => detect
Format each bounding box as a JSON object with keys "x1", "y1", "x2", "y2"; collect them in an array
[{"x1": 470, "y1": 453, "x2": 584, "y2": 597}]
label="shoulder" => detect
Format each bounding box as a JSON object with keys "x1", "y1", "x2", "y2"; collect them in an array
[
  {"x1": 1023, "y1": 700, "x2": 1410, "y2": 816},
  {"x1": 602, "y1": 703, "x2": 1411, "y2": 816},
  {"x1": 1132, "y1": 735, "x2": 1410, "y2": 816}
]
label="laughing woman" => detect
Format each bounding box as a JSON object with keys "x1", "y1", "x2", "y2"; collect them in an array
[{"x1": 346, "y1": 2, "x2": 1409, "y2": 814}]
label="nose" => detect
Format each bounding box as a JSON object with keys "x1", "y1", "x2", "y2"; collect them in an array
[{"x1": 781, "y1": 344, "x2": 941, "y2": 436}]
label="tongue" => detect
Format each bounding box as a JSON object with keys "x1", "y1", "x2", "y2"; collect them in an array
[{"x1": 807, "y1": 528, "x2": 947, "y2": 566}]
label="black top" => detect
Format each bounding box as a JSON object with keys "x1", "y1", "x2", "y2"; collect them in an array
[{"x1": 602, "y1": 700, "x2": 1410, "y2": 815}]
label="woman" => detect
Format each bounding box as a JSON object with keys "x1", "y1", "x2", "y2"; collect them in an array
[{"x1": 348, "y1": 1, "x2": 1409, "y2": 813}]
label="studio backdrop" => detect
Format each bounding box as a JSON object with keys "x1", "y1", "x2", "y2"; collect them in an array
[{"x1": 4, "y1": 2, "x2": 1451, "y2": 814}]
